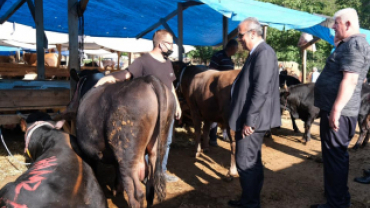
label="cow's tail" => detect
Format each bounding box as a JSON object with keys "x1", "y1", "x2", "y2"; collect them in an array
[{"x1": 148, "y1": 75, "x2": 168, "y2": 201}]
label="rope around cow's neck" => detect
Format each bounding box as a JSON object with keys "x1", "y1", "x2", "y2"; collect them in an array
[{"x1": 24, "y1": 121, "x2": 55, "y2": 160}]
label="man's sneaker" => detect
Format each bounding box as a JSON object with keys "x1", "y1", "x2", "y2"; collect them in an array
[{"x1": 164, "y1": 173, "x2": 179, "y2": 183}]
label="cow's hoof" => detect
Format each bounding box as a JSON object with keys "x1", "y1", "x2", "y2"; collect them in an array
[
  {"x1": 222, "y1": 175, "x2": 234, "y2": 182},
  {"x1": 195, "y1": 152, "x2": 201, "y2": 158}
]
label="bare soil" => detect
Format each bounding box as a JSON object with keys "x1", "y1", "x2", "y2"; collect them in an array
[{"x1": 1, "y1": 117, "x2": 370, "y2": 208}]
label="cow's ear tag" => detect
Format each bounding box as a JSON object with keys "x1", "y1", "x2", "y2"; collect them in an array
[
  {"x1": 20, "y1": 119, "x2": 27, "y2": 132},
  {"x1": 55, "y1": 120, "x2": 66, "y2": 130}
]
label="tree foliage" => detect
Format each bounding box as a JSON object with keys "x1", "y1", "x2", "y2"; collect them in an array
[{"x1": 187, "y1": 0, "x2": 370, "y2": 75}]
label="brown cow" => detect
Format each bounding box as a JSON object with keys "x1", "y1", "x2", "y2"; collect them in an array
[
  {"x1": 0, "y1": 55, "x2": 15, "y2": 63},
  {"x1": 178, "y1": 64, "x2": 240, "y2": 179},
  {"x1": 23, "y1": 53, "x2": 58, "y2": 67}
]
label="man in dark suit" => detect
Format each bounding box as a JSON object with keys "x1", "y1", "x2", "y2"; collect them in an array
[{"x1": 228, "y1": 17, "x2": 281, "y2": 208}]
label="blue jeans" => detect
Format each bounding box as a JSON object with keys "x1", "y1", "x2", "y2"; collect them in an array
[{"x1": 162, "y1": 118, "x2": 174, "y2": 172}]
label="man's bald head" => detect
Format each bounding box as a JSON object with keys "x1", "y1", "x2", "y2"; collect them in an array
[{"x1": 153, "y1": 29, "x2": 173, "y2": 48}]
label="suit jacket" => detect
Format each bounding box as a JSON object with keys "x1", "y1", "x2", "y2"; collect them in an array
[{"x1": 229, "y1": 42, "x2": 281, "y2": 132}]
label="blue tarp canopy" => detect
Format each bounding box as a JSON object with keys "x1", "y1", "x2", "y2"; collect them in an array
[
  {"x1": 0, "y1": 45, "x2": 20, "y2": 56},
  {"x1": 200, "y1": 0, "x2": 370, "y2": 45},
  {"x1": 1, "y1": 0, "x2": 369, "y2": 46},
  {"x1": 0, "y1": 0, "x2": 240, "y2": 46},
  {"x1": 0, "y1": 45, "x2": 20, "y2": 51}
]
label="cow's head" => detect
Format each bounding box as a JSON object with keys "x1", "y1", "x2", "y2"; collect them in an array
[
  {"x1": 19, "y1": 112, "x2": 65, "y2": 133},
  {"x1": 279, "y1": 90, "x2": 299, "y2": 118}
]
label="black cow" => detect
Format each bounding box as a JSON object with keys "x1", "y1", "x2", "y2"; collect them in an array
[
  {"x1": 279, "y1": 72, "x2": 301, "y2": 89},
  {"x1": 0, "y1": 112, "x2": 107, "y2": 208},
  {"x1": 353, "y1": 83, "x2": 370, "y2": 149},
  {"x1": 280, "y1": 83, "x2": 320, "y2": 142},
  {"x1": 64, "y1": 75, "x2": 175, "y2": 208}
]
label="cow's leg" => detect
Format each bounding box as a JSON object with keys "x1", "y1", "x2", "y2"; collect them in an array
[
  {"x1": 303, "y1": 115, "x2": 315, "y2": 143},
  {"x1": 353, "y1": 134, "x2": 363, "y2": 150},
  {"x1": 122, "y1": 175, "x2": 141, "y2": 208},
  {"x1": 113, "y1": 162, "x2": 124, "y2": 197},
  {"x1": 146, "y1": 140, "x2": 158, "y2": 207},
  {"x1": 226, "y1": 128, "x2": 238, "y2": 180},
  {"x1": 193, "y1": 119, "x2": 203, "y2": 158},
  {"x1": 202, "y1": 121, "x2": 211, "y2": 152},
  {"x1": 362, "y1": 132, "x2": 370, "y2": 148},
  {"x1": 290, "y1": 112, "x2": 300, "y2": 133}
]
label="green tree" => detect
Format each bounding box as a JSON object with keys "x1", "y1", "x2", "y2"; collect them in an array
[{"x1": 187, "y1": 46, "x2": 217, "y2": 64}]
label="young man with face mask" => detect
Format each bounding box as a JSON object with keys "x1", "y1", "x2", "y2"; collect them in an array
[{"x1": 95, "y1": 29, "x2": 182, "y2": 182}]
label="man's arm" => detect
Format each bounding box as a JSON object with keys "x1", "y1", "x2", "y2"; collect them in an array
[
  {"x1": 172, "y1": 84, "x2": 182, "y2": 120},
  {"x1": 94, "y1": 70, "x2": 131, "y2": 87},
  {"x1": 329, "y1": 71, "x2": 358, "y2": 131}
]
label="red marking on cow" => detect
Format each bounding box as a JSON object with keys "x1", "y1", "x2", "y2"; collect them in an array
[
  {"x1": 1, "y1": 156, "x2": 58, "y2": 208},
  {"x1": 6, "y1": 200, "x2": 28, "y2": 208}
]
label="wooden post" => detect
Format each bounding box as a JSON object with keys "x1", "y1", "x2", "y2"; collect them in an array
[
  {"x1": 302, "y1": 49, "x2": 307, "y2": 83},
  {"x1": 15, "y1": 50, "x2": 20, "y2": 62},
  {"x1": 128, "y1": 53, "x2": 132, "y2": 65},
  {"x1": 56, "y1": 44, "x2": 62, "y2": 68},
  {"x1": 98, "y1": 56, "x2": 101, "y2": 68},
  {"x1": 35, "y1": 0, "x2": 45, "y2": 79},
  {"x1": 177, "y1": 2, "x2": 184, "y2": 63},
  {"x1": 117, "y1": 51, "x2": 120, "y2": 70},
  {"x1": 223, "y1": 16, "x2": 228, "y2": 49},
  {"x1": 68, "y1": 0, "x2": 79, "y2": 97},
  {"x1": 263, "y1": 25, "x2": 267, "y2": 41}
]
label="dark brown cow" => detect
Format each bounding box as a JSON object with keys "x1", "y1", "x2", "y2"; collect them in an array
[
  {"x1": 66, "y1": 75, "x2": 175, "y2": 208},
  {"x1": 178, "y1": 65, "x2": 240, "y2": 179},
  {"x1": 0, "y1": 55, "x2": 15, "y2": 63}
]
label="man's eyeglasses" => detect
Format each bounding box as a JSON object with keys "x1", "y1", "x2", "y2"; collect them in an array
[{"x1": 238, "y1": 30, "x2": 253, "y2": 38}]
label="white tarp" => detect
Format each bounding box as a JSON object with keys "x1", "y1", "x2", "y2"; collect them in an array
[{"x1": 0, "y1": 22, "x2": 195, "y2": 58}]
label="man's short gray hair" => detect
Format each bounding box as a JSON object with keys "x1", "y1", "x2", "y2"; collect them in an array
[
  {"x1": 313, "y1": 67, "x2": 318, "y2": 72},
  {"x1": 240, "y1": 17, "x2": 263, "y2": 37},
  {"x1": 334, "y1": 8, "x2": 360, "y2": 30}
]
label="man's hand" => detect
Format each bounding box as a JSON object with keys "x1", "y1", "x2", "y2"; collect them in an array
[
  {"x1": 175, "y1": 106, "x2": 182, "y2": 120},
  {"x1": 329, "y1": 109, "x2": 341, "y2": 131},
  {"x1": 94, "y1": 76, "x2": 117, "y2": 87},
  {"x1": 242, "y1": 125, "x2": 254, "y2": 138}
]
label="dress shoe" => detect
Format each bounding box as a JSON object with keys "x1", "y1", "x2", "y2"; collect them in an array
[
  {"x1": 363, "y1": 168, "x2": 370, "y2": 176},
  {"x1": 228, "y1": 200, "x2": 242, "y2": 207},
  {"x1": 354, "y1": 175, "x2": 370, "y2": 184}
]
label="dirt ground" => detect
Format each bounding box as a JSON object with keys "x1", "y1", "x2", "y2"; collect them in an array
[{"x1": 1, "y1": 116, "x2": 370, "y2": 208}]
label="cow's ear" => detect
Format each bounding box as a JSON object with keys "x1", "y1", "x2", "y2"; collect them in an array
[
  {"x1": 20, "y1": 119, "x2": 27, "y2": 132},
  {"x1": 55, "y1": 120, "x2": 66, "y2": 130}
]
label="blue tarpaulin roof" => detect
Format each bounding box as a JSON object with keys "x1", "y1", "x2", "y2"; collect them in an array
[
  {"x1": 0, "y1": 46, "x2": 21, "y2": 55},
  {"x1": 0, "y1": 0, "x2": 240, "y2": 46},
  {"x1": 200, "y1": 0, "x2": 370, "y2": 45},
  {"x1": 1, "y1": 0, "x2": 369, "y2": 46},
  {"x1": 0, "y1": 45, "x2": 20, "y2": 51}
]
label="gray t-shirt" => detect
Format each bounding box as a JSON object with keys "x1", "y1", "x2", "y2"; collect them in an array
[{"x1": 314, "y1": 34, "x2": 370, "y2": 116}]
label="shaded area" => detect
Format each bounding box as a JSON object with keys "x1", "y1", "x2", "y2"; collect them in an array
[{"x1": 0, "y1": 118, "x2": 369, "y2": 208}]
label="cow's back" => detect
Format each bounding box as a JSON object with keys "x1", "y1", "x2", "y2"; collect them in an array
[{"x1": 181, "y1": 65, "x2": 239, "y2": 123}]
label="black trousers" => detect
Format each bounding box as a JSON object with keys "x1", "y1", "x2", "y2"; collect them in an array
[
  {"x1": 235, "y1": 131, "x2": 265, "y2": 208},
  {"x1": 209, "y1": 122, "x2": 229, "y2": 143},
  {"x1": 320, "y1": 110, "x2": 357, "y2": 208}
]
